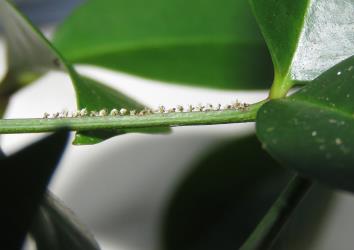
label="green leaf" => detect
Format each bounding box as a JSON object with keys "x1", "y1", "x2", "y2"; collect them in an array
[
  {"x1": 271, "y1": 185, "x2": 334, "y2": 250},
  {"x1": 162, "y1": 135, "x2": 293, "y2": 250},
  {"x1": 249, "y1": 0, "x2": 354, "y2": 97},
  {"x1": 256, "y1": 56, "x2": 354, "y2": 192},
  {"x1": 0, "y1": 0, "x2": 169, "y2": 144},
  {"x1": 0, "y1": 131, "x2": 69, "y2": 250},
  {"x1": 53, "y1": 0, "x2": 273, "y2": 90},
  {"x1": 68, "y1": 69, "x2": 170, "y2": 145},
  {"x1": 240, "y1": 176, "x2": 312, "y2": 250},
  {"x1": 30, "y1": 192, "x2": 100, "y2": 250}
]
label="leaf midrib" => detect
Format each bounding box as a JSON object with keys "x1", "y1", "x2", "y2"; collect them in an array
[{"x1": 55, "y1": 38, "x2": 267, "y2": 63}]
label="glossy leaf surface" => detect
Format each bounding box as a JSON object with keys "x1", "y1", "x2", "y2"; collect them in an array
[
  {"x1": 0, "y1": 131, "x2": 69, "y2": 249},
  {"x1": 162, "y1": 135, "x2": 293, "y2": 250},
  {"x1": 257, "y1": 56, "x2": 354, "y2": 192},
  {"x1": 0, "y1": 0, "x2": 168, "y2": 144},
  {"x1": 249, "y1": 0, "x2": 354, "y2": 95},
  {"x1": 53, "y1": 0, "x2": 273, "y2": 90},
  {"x1": 31, "y1": 192, "x2": 100, "y2": 250}
]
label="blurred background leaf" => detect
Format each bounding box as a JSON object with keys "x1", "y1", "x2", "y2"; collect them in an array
[
  {"x1": 162, "y1": 135, "x2": 294, "y2": 250},
  {"x1": 30, "y1": 192, "x2": 100, "y2": 250},
  {"x1": 272, "y1": 184, "x2": 334, "y2": 250},
  {"x1": 53, "y1": 0, "x2": 273, "y2": 90},
  {"x1": 239, "y1": 175, "x2": 312, "y2": 250},
  {"x1": 0, "y1": 131, "x2": 69, "y2": 250}
]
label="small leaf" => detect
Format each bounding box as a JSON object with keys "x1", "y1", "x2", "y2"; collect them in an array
[
  {"x1": 0, "y1": 0, "x2": 169, "y2": 144},
  {"x1": 30, "y1": 192, "x2": 100, "y2": 250},
  {"x1": 249, "y1": 0, "x2": 354, "y2": 96},
  {"x1": 68, "y1": 69, "x2": 170, "y2": 145},
  {"x1": 0, "y1": 131, "x2": 69, "y2": 250},
  {"x1": 53, "y1": 0, "x2": 273, "y2": 90},
  {"x1": 257, "y1": 56, "x2": 354, "y2": 192},
  {"x1": 162, "y1": 135, "x2": 293, "y2": 250}
]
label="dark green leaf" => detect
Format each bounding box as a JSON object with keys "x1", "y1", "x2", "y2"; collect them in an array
[
  {"x1": 249, "y1": 0, "x2": 354, "y2": 95},
  {"x1": 162, "y1": 135, "x2": 293, "y2": 250},
  {"x1": 30, "y1": 192, "x2": 100, "y2": 250},
  {"x1": 53, "y1": 0, "x2": 273, "y2": 90},
  {"x1": 272, "y1": 185, "x2": 334, "y2": 250},
  {"x1": 240, "y1": 176, "x2": 312, "y2": 250},
  {"x1": 257, "y1": 56, "x2": 354, "y2": 192},
  {"x1": 0, "y1": 0, "x2": 169, "y2": 144},
  {"x1": 0, "y1": 131, "x2": 69, "y2": 250},
  {"x1": 0, "y1": 148, "x2": 4, "y2": 157}
]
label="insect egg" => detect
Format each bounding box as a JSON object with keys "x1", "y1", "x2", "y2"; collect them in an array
[
  {"x1": 199, "y1": 104, "x2": 205, "y2": 111},
  {"x1": 223, "y1": 104, "x2": 232, "y2": 110},
  {"x1": 168, "y1": 107, "x2": 176, "y2": 113},
  {"x1": 99, "y1": 109, "x2": 107, "y2": 116},
  {"x1": 204, "y1": 104, "x2": 213, "y2": 111},
  {"x1": 214, "y1": 104, "x2": 221, "y2": 111},
  {"x1": 177, "y1": 105, "x2": 184, "y2": 112},
  {"x1": 72, "y1": 110, "x2": 79, "y2": 118},
  {"x1": 120, "y1": 108, "x2": 127, "y2": 115},
  {"x1": 110, "y1": 109, "x2": 119, "y2": 116},
  {"x1": 232, "y1": 100, "x2": 241, "y2": 109},
  {"x1": 43, "y1": 112, "x2": 50, "y2": 119},
  {"x1": 187, "y1": 105, "x2": 194, "y2": 112},
  {"x1": 60, "y1": 110, "x2": 69, "y2": 118},
  {"x1": 80, "y1": 108, "x2": 88, "y2": 116},
  {"x1": 158, "y1": 105, "x2": 165, "y2": 113},
  {"x1": 194, "y1": 104, "x2": 204, "y2": 112}
]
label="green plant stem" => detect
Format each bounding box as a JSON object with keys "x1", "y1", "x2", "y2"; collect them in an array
[
  {"x1": 240, "y1": 175, "x2": 312, "y2": 250},
  {"x1": 0, "y1": 101, "x2": 265, "y2": 134},
  {"x1": 269, "y1": 74, "x2": 294, "y2": 99}
]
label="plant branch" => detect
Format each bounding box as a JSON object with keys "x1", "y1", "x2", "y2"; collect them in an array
[
  {"x1": 240, "y1": 175, "x2": 313, "y2": 250},
  {"x1": 0, "y1": 101, "x2": 265, "y2": 134}
]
